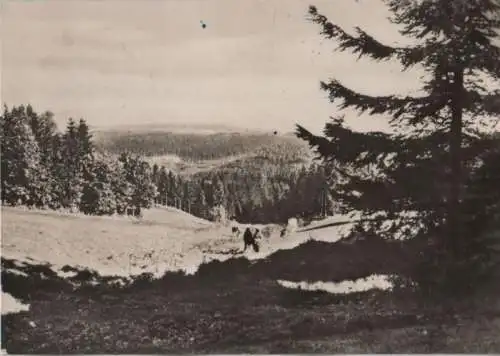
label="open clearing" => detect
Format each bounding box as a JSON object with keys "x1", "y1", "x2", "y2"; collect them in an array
[
  {"x1": 2, "y1": 206, "x2": 500, "y2": 353},
  {"x1": 1, "y1": 206, "x2": 353, "y2": 279},
  {"x1": 144, "y1": 153, "x2": 253, "y2": 176}
]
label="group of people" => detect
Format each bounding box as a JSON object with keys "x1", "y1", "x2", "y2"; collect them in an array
[
  {"x1": 231, "y1": 222, "x2": 294, "y2": 253},
  {"x1": 231, "y1": 226, "x2": 262, "y2": 253}
]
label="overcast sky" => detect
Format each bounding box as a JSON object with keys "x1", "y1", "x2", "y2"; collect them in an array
[{"x1": 2, "y1": 0, "x2": 423, "y2": 133}]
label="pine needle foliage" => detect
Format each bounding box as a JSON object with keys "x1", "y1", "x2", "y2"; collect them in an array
[{"x1": 297, "y1": 0, "x2": 500, "y2": 298}]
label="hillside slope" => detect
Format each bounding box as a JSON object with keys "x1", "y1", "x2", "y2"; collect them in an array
[
  {"x1": 93, "y1": 129, "x2": 312, "y2": 173},
  {"x1": 4, "y1": 207, "x2": 499, "y2": 354},
  {"x1": 1, "y1": 207, "x2": 354, "y2": 280}
]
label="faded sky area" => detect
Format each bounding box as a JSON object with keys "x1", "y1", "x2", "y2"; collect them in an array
[{"x1": 1, "y1": 0, "x2": 423, "y2": 133}]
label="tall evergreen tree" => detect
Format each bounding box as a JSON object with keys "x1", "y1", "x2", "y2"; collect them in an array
[
  {"x1": 80, "y1": 156, "x2": 117, "y2": 215},
  {"x1": 213, "y1": 175, "x2": 226, "y2": 207},
  {"x1": 157, "y1": 166, "x2": 169, "y2": 205},
  {"x1": 182, "y1": 180, "x2": 193, "y2": 213},
  {"x1": 48, "y1": 133, "x2": 67, "y2": 209},
  {"x1": 297, "y1": 0, "x2": 500, "y2": 295},
  {"x1": 76, "y1": 119, "x2": 94, "y2": 179},
  {"x1": 0, "y1": 105, "x2": 47, "y2": 206},
  {"x1": 193, "y1": 183, "x2": 208, "y2": 218},
  {"x1": 61, "y1": 118, "x2": 84, "y2": 209},
  {"x1": 167, "y1": 171, "x2": 177, "y2": 206},
  {"x1": 119, "y1": 154, "x2": 157, "y2": 215},
  {"x1": 25, "y1": 106, "x2": 58, "y2": 166},
  {"x1": 151, "y1": 163, "x2": 160, "y2": 187},
  {"x1": 175, "y1": 175, "x2": 184, "y2": 209},
  {"x1": 112, "y1": 155, "x2": 134, "y2": 215},
  {"x1": 33, "y1": 110, "x2": 60, "y2": 208}
]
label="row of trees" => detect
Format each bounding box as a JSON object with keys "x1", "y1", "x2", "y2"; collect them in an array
[
  {"x1": 191, "y1": 164, "x2": 336, "y2": 223},
  {"x1": 298, "y1": 0, "x2": 500, "y2": 296},
  {"x1": 1, "y1": 104, "x2": 332, "y2": 224},
  {"x1": 1, "y1": 105, "x2": 157, "y2": 216},
  {"x1": 142, "y1": 155, "x2": 335, "y2": 224}
]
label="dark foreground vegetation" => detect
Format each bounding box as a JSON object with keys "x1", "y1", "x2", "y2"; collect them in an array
[
  {"x1": 297, "y1": 0, "x2": 500, "y2": 298},
  {"x1": 3, "y1": 237, "x2": 499, "y2": 354}
]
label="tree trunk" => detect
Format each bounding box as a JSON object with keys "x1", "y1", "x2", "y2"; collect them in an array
[{"x1": 447, "y1": 68, "x2": 464, "y2": 256}]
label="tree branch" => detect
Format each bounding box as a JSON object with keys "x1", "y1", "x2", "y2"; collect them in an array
[
  {"x1": 308, "y1": 5, "x2": 423, "y2": 69},
  {"x1": 320, "y1": 79, "x2": 432, "y2": 118}
]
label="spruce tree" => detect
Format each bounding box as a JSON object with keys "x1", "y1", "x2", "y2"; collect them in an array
[
  {"x1": 25, "y1": 106, "x2": 58, "y2": 167},
  {"x1": 182, "y1": 181, "x2": 193, "y2": 213},
  {"x1": 212, "y1": 175, "x2": 226, "y2": 207},
  {"x1": 175, "y1": 176, "x2": 184, "y2": 209},
  {"x1": 151, "y1": 163, "x2": 160, "y2": 189},
  {"x1": 167, "y1": 171, "x2": 177, "y2": 207},
  {"x1": 48, "y1": 133, "x2": 66, "y2": 209},
  {"x1": 193, "y1": 184, "x2": 208, "y2": 219},
  {"x1": 76, "y1": 119, "x2": 94, "y2": 179},
  {"x1": 119, "y1": 154, "x2": 157, "y2": 215},
  {"x1": 297, "y1": 0, "x2": 500, "y2": 296},
  {"x1": 112, "y1": 155, "x2": 133, "y2": 215},
  {"x1": 80, "y1": 157, "x2": 117, "y2": 215},
  {"x1": 61, "y1": 118, "x2": 84, "y2": 209},
  {"x1": 0, "y1": 105, "x2": 47, "y2": 206},
  {"x1": 157, "y1": 166, "x2": 169, "y2": 205}
]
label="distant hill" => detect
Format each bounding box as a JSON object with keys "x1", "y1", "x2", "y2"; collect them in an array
[
  {"x1": 92, "y1": 122, "x2": 257, "y2": 135},
  {"x1": 93, "y1": 126, "x2": 313, "y2": 174}
]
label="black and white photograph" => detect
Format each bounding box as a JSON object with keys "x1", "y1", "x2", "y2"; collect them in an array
[{"x1": 1, "y1": 0, "x2": 500, "y2": 353}]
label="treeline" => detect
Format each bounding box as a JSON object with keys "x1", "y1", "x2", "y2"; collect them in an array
[
  {"x1": 190, "y1": 164, "x2": 336, "y2": 224},
  {"x1": 1, "y1": 105, "x2": 157, "y2": 216},
  {"x1": 94, "y1": 130, "x2": 311, "y2": 163},
  {"x1": 1, "y1": 104, "x2": 330, "y2": 223}
]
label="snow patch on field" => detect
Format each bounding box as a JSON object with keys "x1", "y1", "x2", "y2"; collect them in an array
[
  {"x1": 1, "y1": 292, "x2": 30, "y2": 315},
  {"x1": 277, "y1": 274, "x2": 394, "y2": 294},
  {"x1": 3, "y1": 268, "x2": 29, "y2": 277},
  {"x1": 57, "y1": 270, "x2": 79, "y2": 279}
]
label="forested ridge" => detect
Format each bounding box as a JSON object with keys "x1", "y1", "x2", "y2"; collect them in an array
[
  {"x1": 1, "y1": 104, "x2": 332, "y2": 224},
  {"x1": 94, "y1": 129, "x2": 311, "y2": 163}
]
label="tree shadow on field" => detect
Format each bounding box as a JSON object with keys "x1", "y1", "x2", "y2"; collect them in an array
[
  {"x1": 1, "y1": 237, "x2": 445, "y2": 354},
  {"x1": 2, "y1": 236, "x2": 421, "y2": 303}
]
